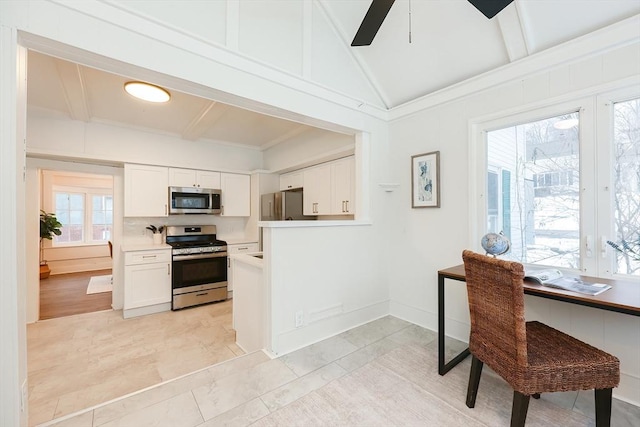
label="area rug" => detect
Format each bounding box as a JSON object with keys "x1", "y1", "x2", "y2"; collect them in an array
[{"x1": 86, "y1": 275, "x2": 113, "y2": 294}]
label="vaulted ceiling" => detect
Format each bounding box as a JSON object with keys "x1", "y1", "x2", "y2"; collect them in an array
[{"x1": 26, "y1": 1, "x2": 640, "y2": 150}]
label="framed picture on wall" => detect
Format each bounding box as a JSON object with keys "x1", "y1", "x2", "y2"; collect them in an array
[{"x1": 411, "y1": 151, "x2": 440, "y2": 208}]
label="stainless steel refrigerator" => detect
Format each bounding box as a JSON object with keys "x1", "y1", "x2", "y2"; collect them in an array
[{"x1": 260, "y1": 190, "x2": 312, "y2": 221}]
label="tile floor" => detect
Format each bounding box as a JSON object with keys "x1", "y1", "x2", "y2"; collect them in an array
[
  {"x1": 38, "y1": 316, "x2": 640, "y2": 427},
  {"x1": 27, "y1": 300, "x2": 241, "y2": 426}
]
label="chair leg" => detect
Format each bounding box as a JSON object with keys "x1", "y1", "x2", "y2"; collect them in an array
[
  {"x1": 510, "y1": 391, "x2": 530, "y2": 427},
  {"x1": 466, "y1": 355, "x2": 484, "y2": 408},
  {"x1": 594, "y1": 388, "x2": 613, "y2": 427}
]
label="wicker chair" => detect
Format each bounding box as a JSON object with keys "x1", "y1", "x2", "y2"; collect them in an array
[{"x1": 461, "y1": 250, "x2": 620, "y2": 427}]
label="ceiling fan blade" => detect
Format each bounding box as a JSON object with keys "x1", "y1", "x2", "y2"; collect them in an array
[
  {"x1": 467, "y1": 0, "x2": 514, "y2": 19},
  {"x1": 351, "y1": 0, "x2": 396, "y2": 47}
]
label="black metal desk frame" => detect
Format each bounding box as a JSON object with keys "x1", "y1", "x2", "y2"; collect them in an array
[{"x1": 438, "y1": 265, "x2": 640, "y2": 376}]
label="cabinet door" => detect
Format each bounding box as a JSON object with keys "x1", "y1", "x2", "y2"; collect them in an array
[
  {"x1": 332, "y1": 157, "x2": 355, "y2": 215},
  {"x1": 303, "y1": 164, "x2": 331, "y2": 215},
  {"x1": 220, "y1": 173, "x2": 250, "y2": 216},
  {"x1": 124, "y1": 164, "x2": 168, "y2": 217},
  {"x1": 169, "y1": 168, "x2": 197, "y2": 187},
  {"x1": 124, "y1": 262, "x2": 171, "y2": 309},
  {"x1": 279, "y1": 171, "x2": 303, "y2": 191},
  {"x1": 197, "y1": 170, "x2": 221, "y2": 189},
  {"x1": 227, "y1": 243, "x2": 260, "y2": 293}
]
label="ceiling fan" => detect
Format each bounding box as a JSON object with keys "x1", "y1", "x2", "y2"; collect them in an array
[{"x1": 351, "y1": 0, "x2": 515, "y2": 47}]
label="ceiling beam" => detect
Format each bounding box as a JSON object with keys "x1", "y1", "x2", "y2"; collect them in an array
[
  {"x1": 496, "y1": 2, "x2": 528, "y2": 62},
  {"x1": 261, "y1": 124, "x2": 310, "y2": 150},
  {"x1": 54, "y1": 59, "x2": 91, "y2": 122},
  {"x1": 181, "y1": 101, "x2": 229, "y2": 141}
]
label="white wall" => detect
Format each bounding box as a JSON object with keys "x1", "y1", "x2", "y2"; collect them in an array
[
  {"x1": 1, "y1": 2, "x2": 385, "y2": 425},
  {"x1": 263, "y1": 128, "x2": 355, "y2": 172},
  {"x1": 263, "y1": 222, "x2": 389, "y2": 355},
  {"x1": 388, "y1": 40, "x2": 640, "y2": 405},
  {"x1": 28, "y1": 109, "x2": 263, "y2": 173}
]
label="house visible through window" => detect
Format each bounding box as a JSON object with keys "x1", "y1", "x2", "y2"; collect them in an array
[
  {"x1": 478, "y1": 90, "x2": 639, "y2": 278},
  {"x1": 486, "y1": 111, "x2": 580, "y2": 268}
]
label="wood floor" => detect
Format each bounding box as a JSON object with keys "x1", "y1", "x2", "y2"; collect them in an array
[{"x1": 39, "y1": 269, "x2": 113, "y2": 320}]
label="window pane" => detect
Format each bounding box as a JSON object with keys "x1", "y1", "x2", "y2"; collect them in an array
[
  {"x1": 611, "y1": 98, "x2": 640, "y2": 276},
  {"x1": 487, "y1": 112, "x2": 580, "y2": 268},
  {"x1": 90, "y1": 195, "x2": 113, "y2": 242},
  {"x1": 487, "y1": 171, "x2": 499, "y2": 233},
  {"x1": 56, "y1": 193, "x2": 69, "y2": 209},
  {"x1": 54, "y1": 192, "x2": 85, "y2": 244},
  {"x1": 70, "y1": 194, "x2": 84, "y2": 210}
]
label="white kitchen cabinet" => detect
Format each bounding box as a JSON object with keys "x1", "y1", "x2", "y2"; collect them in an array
[
  {"x1": 231, "y1": 257, "x2": 264, "y2": 352},
  {"x1": 303, "y1": 163, "x2": 332, "y2": 215},
  {"x1": 331, "y1": 156, "x2": 355, "y2": 215},
  {"x1": 169, "y1": 168, "x2": 221, "y2": 189},
  {"x1": 124, "y1": 164, "x2": 169, "y2": 217},
  {"x1": 303, "y1": 157, "x2": 355, "y2": 216},
  {"x1": 123, "y1": 248, "x2": 171, "y2": 318},
  {"x1": 220, "y1": 173, "x2": 250, "y2": 217},
  {"x1": 227, "y1": 242, "x2": 259, "y2": 297},
  {"x1": 279, "y1": 171, "x2": 303, "y2": 191}
]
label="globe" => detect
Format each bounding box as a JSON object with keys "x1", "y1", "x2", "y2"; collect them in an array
[{"x1": 481, "y1": 232, "x2": 510, "y2": 257}]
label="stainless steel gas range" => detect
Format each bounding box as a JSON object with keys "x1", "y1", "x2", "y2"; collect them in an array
[{"x1": 166, "y1": 225, "x2": 227, "y2": 310}]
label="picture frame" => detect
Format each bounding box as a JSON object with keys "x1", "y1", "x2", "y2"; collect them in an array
[{"x1": 411, "y1": 151, "x2": 440, "y2": 208}]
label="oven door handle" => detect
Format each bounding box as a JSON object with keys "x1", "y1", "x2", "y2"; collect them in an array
[{"x1": 173, "y1": 252, "x2": 227, "y2": 261}]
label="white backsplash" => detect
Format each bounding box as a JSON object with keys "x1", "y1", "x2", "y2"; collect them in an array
[{"x1": 123, "y1": 215, "x2": 251, "y2": 245}]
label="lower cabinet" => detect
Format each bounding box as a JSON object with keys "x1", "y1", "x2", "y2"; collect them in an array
[
  {"x1": 124, "y1": 248, "x2": 172, "y2": 318},
  {"x1": 227, "y1": 242, "x2": 259, "y2": 297}
]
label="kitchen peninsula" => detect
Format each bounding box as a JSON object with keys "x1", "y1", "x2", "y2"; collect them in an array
[{"x1": 230, "y1": 251, "x2": 265, "y2": 352}]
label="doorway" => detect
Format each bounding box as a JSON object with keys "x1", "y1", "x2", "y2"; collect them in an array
[{"x1": 33, "y1": 166, "x2": 118, "y2": 321}]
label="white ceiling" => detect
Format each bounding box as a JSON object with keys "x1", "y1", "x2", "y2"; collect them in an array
[
  {"x1": 26, "y1": 1, "x2": 640, "y2": 149},
  {"x1": 321, "y1": 0, "x2": 640, "y2": 107}
]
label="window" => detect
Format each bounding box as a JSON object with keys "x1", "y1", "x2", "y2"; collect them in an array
[
  {"x1": 486, "y1": 112, "x2": 580, "y2": 269},
  {"x1": 54, "y1": 192, "x2": 85, "y2": 244},
  {"x1": 53, "y1": 189, "x2": 113, "y2": 246},
  {"x1": 474, "y1": 88, "x2": 640, "y2": 279},
  {"x1": 610, "y1": 98, "x2": 640, "y2": 276}
]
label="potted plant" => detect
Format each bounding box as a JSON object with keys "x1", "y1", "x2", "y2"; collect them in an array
[{"x1": 40, "y1": 210, "x2": 62, "y2": 279}]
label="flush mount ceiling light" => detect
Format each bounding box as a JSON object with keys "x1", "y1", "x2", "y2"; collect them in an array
[
  {"x1": 124, "y1": 81, "x2": 171, "y2": 103},
  {"x1": 554, "y1": 118, "x2": 579, "y2": 130}
]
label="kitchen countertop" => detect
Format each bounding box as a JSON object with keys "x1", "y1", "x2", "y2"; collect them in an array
[
  {"x1": 121, "y1": 243, "x2": 171, "y2": 252},
  {"x1": 230, "y1": 252, "x2": 263, "y2": 268}
]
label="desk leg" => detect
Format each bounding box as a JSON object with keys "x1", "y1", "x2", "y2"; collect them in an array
[{"x1": 438, "y1": 273, "x2": 471, "y2": 375}]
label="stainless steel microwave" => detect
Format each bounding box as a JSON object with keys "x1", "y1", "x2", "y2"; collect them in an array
[{"x1": 169, "y1": 187, "x2": 221, "y2": 215}]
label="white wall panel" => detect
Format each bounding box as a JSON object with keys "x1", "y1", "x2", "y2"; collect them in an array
[
  {"x1": 263, "y1": 223, "x2": 388, "y2": 355},
  {"x1": 310, "y1": 2, "x2": 384, "y2": 108},
  {"x1": 262, "y1": 128, "x2": 354, "y2": 172},
  {"x1": 27, "y1": 113, "x2": 262, "y2": 172},
  {"x1": 569, "y1": 56, "x2": 604, "y2": 92},
  {"x1": 603, "y1": 43, "x2": 640, "y2": 82},
  {"x1": 238, "y1": 0, "x2": 303, "y2": 75},
  {"x1": 111, "y1": 1, "x2": 227, "y2": 47},
  {"x1": 389, "y1": 41, "x2": 640, "y2": 405}
]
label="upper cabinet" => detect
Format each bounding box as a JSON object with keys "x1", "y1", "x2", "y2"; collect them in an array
[
  {"x1": 279, "y1": 171, "x2": 303, "y2": 191},
  {"x1": 221, "y1": 173, "x2": 250, "y2": 217},
  {"x1": 331, "y1": 157, "x2": 355, "y2": 215},
  {"x1": 169, "y1": 168, "x2": 221, "y2": 189},
  {"x1": 124, "y1": 164, "x2": 168, "y2": 217},
  {"x1": 303, "y1": 164, "x2": 332, "y2": 215},
  {"x1": 301, "y1": 156, "x2": 355, "y2": 216}
]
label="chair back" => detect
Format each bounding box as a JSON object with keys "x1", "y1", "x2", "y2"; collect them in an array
[{"x1": 462, "y1": 250, "x2": 528, "y2": 382}]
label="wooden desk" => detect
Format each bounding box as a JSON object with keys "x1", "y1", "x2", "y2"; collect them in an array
[{"x1": 437, "y1": 264, "x2": 640, "y2": 375}]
